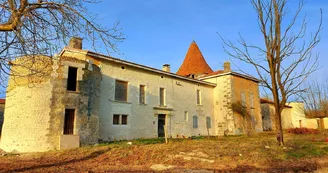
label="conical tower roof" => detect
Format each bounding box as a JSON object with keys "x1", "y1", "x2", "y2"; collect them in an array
[{"x1": 177, "y1": 41, "x2": 213, "y2": 76}]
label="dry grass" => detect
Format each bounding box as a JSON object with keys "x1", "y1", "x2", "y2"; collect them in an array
[{"x1": 0, "y1": 131, "x2": 328, "y2": 172}]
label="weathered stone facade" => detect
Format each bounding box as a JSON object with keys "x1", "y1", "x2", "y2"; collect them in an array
[
  {"x1": 0, "y1": 54, "x2": 101, "y2": 152},
  {"x1": 0, "y1": 39, "x2": 264, "y2": 152}
]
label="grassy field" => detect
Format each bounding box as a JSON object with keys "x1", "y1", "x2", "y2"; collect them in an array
[{"x1": 1, "y1": 131, "x2": 328, "y2": 172}]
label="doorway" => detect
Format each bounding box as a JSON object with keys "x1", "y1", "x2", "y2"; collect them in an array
[{"x1": 158, "y1": 114, "x2": 166, "y2": 137}]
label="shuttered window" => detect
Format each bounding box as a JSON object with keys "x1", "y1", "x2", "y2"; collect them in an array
[
  {"x1": 139, "y1": 85, "x2": 145, "y2": 104},
  {"x1": 113, "y1": 114, "x2": 120, "y2": 125},
  {"x1": 196, "y1": 90, "x2": 201, "y2": 105},
  {"x1": 159, "y1": 88, "x2": 165, "y2": 106},
  {"x1": 193, "y1": 115, "x2": 198, "y2": 128},
  {"x1": 115, "y1": 80, "x2": 128, "y2": 101},
  {"x1": 206, "y1": 116, "x2": 211, "y2": 129},
  {"x1": 241, "y1": 92, "x2": 246, "y2": 107}
]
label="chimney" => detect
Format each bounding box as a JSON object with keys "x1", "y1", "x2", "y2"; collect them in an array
[
  {"x1": 68, "y1": 37, "x2": 82, "y2": 49},
  {"x1": 162, "y1": 64, "x2": 171, "y2": 72},
  {"x1": 224, "y1": 61, "x2": 231, "y2": 72}
]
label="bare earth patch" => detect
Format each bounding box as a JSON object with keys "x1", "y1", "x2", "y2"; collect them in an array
[{"x1": 0, "y1": 131, "x2": 328, "y2": 172}]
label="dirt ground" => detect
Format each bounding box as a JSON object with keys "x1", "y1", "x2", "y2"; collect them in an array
[{"x1": 1, "y1": 132, "x2": 328, "y2": 172}]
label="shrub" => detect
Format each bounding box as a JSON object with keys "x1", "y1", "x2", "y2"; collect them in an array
[{"x1": 287, "y1": 128, "x2": 319, "y2": 134}]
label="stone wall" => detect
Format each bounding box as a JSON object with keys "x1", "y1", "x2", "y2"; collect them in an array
[
  {"x1": 231, "y1": 75, "x2": 263, "y2": 134},
  {"x1": 0, "y1": 55, "x2": 100, "y2": 152},
  {"x1": 97, "y1": 60, "x2": 215, "y2": 141}
]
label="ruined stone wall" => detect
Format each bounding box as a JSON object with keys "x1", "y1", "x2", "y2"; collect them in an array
[
  {"x1": 231, "y1": 76, "x2": 263, "y2": 134},
  {"x1": 98, "y1": 60, "x2": 215, "y2": 141}
]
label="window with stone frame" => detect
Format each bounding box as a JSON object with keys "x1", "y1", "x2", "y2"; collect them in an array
[
  {"x1": 196, "y1": 89, "x2": 201, "y2": 105},
  {"x1": 115, "y1": 80, "x2": 128, "y2": 102},
  {"x1": 113, "y1": 114, "x2": 120, "y2": 125},
  {"x1": 159, "y1": 88, "x2": 165, "y2": 106},
  {"x1": 113, "y1": 114, "x2": 128, "y2": 125},
  {"x1": 67, "y1": 66, "x2": 78, "y2": 91},
  {"x1": 206, "y1": 116, "x2": 211, "y2": 129},
  {"x1": 64, "y1": 109, "x2": 75, "y2": 135},
  {"x1": 184, "y1": 111, "x2": 189, "y2": 121},
  {"x1": 193, "y1": 115, "x2": 198, "y2": 128},
  {"x1": 241, "y1": 92, "x2": 246, "y2": 107},
  {"x1": 139, "y1": 85, "x2": 146, "y2": 104}
]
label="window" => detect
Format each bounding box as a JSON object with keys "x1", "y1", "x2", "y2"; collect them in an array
[
  {"x1": 196, "y1": 90, "x2": 201, "y2": 105},
  {"x1": 113, "y1": 114, "x2": 120, "y2": 125},
  {"x1": 64, "y1": 109, "x2": 75, "y2": 135},
  {"x1": 184, "y1": 111, "x2": 189, "y2": 121},
  {"x1": 115, "y1": 80, "x2": 128, "y2": 101},
  {"x1": 250, "y1": 92, "x2": 254, "y2": 108},
  {"x1": 159, "y1": 88, "x2": 165, "y2": 106},
  {"x1": 139, "y1": 85, "x2": 146, "y2": 104},
  {"x1": 122, "y1": 115, "x2": 128, "y2": 125},
  {"x1": 67, "y1": 66, "x2": 77, "y2": 91},
  {"x1": 206, "y1": 116, "x2": 211, "y2": 129},
  {"x1": 113, "y1": 114, "x2": 128, "y2": 125},
  {"x1": 193, "y1": 115, "x2": 198, "y2": 128},
  {"x1": 241, "y1": 92, "x2": 246, "y2": 107}
]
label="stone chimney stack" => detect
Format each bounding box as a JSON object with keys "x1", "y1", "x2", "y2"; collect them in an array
[
  {"x1": 224, "y1": 61, "x2": 231, "y2": 72},
  {"x1": 68, "y1": 37, "x2": 82, "y2": 49},
  {"x1": 162, "y1": 64, "x2": 171, "y2": 72}
]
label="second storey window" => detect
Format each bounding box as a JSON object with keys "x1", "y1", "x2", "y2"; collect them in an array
[
  {"x1": 115, "y1": 80, "x2": 128, "y2": 102},
  {"x1": 196, "y1": 90, "x2": 201, "y2": 105},
  {"x1": 241, "y1": 92, "x2": 246, "y2": 107},
  {"x1": 139, "y1": 85, "x2": 145, "y2": 104},
  {"x1": 67, "y1": 66, "x2": 77, "y2": 91},
  {"x1": 159, "y1": 88, "x2": 165, "y2": 106}
]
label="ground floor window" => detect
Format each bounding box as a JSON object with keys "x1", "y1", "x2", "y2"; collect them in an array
[
  {"x1": 64, "y1": 109, "x2": 75, "y2": 135},
  {"x1": 113, "y1": 114, "x2": 128, "y2": 125},
  {"x1": 206, "y1": 116, "x2": 211, "y2": 129},
  {"x1": 193, "y1": 115, "x2": 198, "y2": 128}
]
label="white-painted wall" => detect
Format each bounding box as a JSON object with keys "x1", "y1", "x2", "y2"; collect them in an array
[{"x1": 98, "y1": 61, "x2": 215, "y2": 141}]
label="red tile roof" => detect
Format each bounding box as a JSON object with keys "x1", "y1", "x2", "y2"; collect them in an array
[
  {"x1": 0, "y1": 98, "x2": 5, "y2": 104},
  {"x1": 177, "y1": 41, "x2": 213, "y2": 76}
]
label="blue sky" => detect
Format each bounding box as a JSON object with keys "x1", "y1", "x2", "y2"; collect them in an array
[
  {"x1": 1, "y1": 0, "x2": 327, "y2": 98},
  {"x1": 85, "y1": 0, "x2": 327, "y2": 83}
]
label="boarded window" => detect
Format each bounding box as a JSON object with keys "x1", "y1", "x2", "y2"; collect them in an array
[
  {"x1": 139, "y1": 85, "x2": 145, "y2": 104},
  {"x1": 122, "y1": 115, "x2": 128, "y2": 125},
  {"x1": 113, "y1": 114, "x2": 120, "y2": 125},
  {"x1": 193, "y1": 115, "x2": 198, "y2": 128},
  {"x1": 67, "y1": 66, "x2": 77, "y2": 91},
  {"x1": 206, "y1": 116, "x2": 211, "y2": 129},
  {"x1": 250, "y1": 92, "x2": 254, "y2": 108},
  {"x1": 184, "y1": 111, "x2": 189, "y2": 121},
  {"x1": 115, "y1": 80, "x2": 128, "y2": 101},
  {"x1": 64, "y1": 109, "x2": 75, "y2": 135},
  {"x1": 159, "y1": 88, "x2": 165, "y2": 106},
  {"x1": 241, "y1": 92, "x2": 246, "y2": 107},
  {"x1": 196, "y1": 90, "x2": 201, "y2": 105}
]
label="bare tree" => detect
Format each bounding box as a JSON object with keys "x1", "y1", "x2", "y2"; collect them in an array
[
  {"x1": 220, "y1": 0, "x2": 322, "y2": 145},
  {"x1": 0, "y1": 0, "x2": 124, "y2": 87},
  {"x1": 300, "y1": 81, "x2": 328, "y2": 129}
]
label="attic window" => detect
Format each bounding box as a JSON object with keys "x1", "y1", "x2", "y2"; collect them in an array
[
  {"x1": 121, "y1": 66, "x2": 125, "y2": 69},
  {"x1": 67, "y1": 66, "x2": 77, "y2": 91}
]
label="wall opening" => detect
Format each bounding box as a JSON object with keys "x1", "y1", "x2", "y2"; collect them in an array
[
  {"x1": 67, "y1": 66, "x2": 78, "y2": 91},
  {"x1": 64, "y1": 109, "x2": 75, "y2": 135}
]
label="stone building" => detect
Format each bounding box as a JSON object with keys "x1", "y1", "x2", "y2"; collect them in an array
[
  {"x1": 0, "y1": 38, "x2": 263, "y2": 153},
  {"x1": 260, "y1": 99, "x2": 325, "y2": 130}
]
